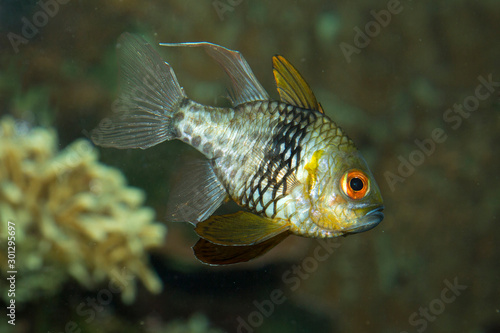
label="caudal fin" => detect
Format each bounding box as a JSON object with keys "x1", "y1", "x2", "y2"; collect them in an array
[{"x1": 91, "y1": 33, "x2": 186, "y2": 149}]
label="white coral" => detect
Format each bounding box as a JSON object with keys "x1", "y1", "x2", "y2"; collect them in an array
[{"x1": 0, "y1": 116, "x2": 166, "y2": 304}]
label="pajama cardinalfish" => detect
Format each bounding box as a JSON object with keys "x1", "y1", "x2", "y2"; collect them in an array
[{"x1": 91, "y1": 33, "x2": 384, "y2": 265}]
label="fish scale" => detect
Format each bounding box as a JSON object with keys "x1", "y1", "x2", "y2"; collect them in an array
[
  {"x1": 173, "y1": 98, "x2": 353, "y2": 226},
  {"x1": 91, "y1": 33, "x2": 384, "y2": 265}
]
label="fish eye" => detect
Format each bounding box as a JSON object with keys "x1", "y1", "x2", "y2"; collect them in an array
[
  {"x1": 350, "y1": 177, "x2": 364, "y2": 191},
  {"x1": 341, "y1": 169, "x2": 370, "y2": 200}
]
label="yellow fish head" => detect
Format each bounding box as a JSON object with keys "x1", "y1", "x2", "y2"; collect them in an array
[{"x1": 306, "y1": 148, "x2": 384, "y2": 236}]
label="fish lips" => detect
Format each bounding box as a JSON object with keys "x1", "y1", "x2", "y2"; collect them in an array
[{"x1": 345, "y1": 206, "x2": 384, "y2": 234}]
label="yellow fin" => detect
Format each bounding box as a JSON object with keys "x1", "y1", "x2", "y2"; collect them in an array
[
  {"x1": 195, "y1": 211, "x2": 290, "y2": 246},
  {"x1": 193, "y1": 231, "x2": 290, "y2": 265},
  {"x1": 272, "y1": 55, "x2": 324, "y2": 113}
]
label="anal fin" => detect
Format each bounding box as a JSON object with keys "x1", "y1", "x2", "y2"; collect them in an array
[
  {"x1": 193, "y1": 231, "x2": 290, "y2": 265},
  {"x1": 195, "y1": 211, "x2": 290, "y2": 246},
  {"x1": 166, "y1": 160, "x2": 227, "y2": 224}
]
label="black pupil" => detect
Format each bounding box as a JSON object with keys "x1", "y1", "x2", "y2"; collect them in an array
[{"x1": 350, "y1": 177, "x2": 364, "y2": 191}]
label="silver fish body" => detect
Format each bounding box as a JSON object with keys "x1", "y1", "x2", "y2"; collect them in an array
[
  {"x1": 92, "y1": 33, "x2": 384, "y2": 265},
  {"x1": 172, "y1": 99, "x2": 355, "y2": 237}
]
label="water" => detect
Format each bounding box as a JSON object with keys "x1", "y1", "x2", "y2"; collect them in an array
[{"x1": 1, "y1": 0, "x2": 499, "y2": 332}]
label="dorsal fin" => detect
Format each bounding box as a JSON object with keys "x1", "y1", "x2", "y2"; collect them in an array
[
  {"x1": 272, "y1": 55, "x2": 324, "y2": 113},
  {"x1": 160, "y1": 42, "x2": 269, "y2": 106}
]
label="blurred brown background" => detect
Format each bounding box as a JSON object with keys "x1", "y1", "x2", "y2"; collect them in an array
[{"x1": 0, "y1": 0, "x2": 499, "y2": 332}]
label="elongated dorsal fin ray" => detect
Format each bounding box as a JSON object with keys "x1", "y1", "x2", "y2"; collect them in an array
[
  {"x1": 160, "y1": 42, "x2": 269, "y2": 106},
  {"x1": 272, "y1": 55, "x2": 324, "y2": 113},
  {"x1": 195, "y1": 211, "x2": 290, "y2": 246},
  {"x1": 193, "y1": 231, "x2": 290, "y2": 265},
  {"x1": 166, "y1": 160, "x2": 227, "y2": 224}
]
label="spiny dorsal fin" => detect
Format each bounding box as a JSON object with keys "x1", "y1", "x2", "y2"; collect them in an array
[
  {"x1": 195, "y1": 211, "x2": 290, "y2": 246},
  {"x1": 272, "y1": 55, "x2": 324, "y2": 113},
  {"x1": 193, "y1": 231, "x2": 290, "y2": 265}
]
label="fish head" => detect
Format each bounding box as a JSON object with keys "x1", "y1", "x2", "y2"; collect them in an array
[{"x1": 306, "y1": 147, "x2": 384, "y2": 236}]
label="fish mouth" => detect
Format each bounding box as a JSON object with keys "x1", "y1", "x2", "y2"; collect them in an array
[{"x1": 345, "y1": 206, "x2": 384, "y2": 234}]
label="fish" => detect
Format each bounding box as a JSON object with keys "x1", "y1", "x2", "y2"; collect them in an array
[{"x1": 91, "y1": 33, "x2": 384, "y2": 265}]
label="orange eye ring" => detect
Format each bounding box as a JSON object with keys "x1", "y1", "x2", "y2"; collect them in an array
[{"x1": 341, "y1": 169, "x2": 370, "y2": 200}]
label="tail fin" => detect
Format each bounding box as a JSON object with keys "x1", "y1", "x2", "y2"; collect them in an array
[{"x1": 91, "y1": 33, "x2": 186, "y2": 149}]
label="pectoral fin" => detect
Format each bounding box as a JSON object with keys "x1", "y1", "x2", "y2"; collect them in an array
[
  {"x1": 193, "y1": 231, "x2": 290, "y2": 265},
  {"x1": 272, "y1": 55, "x2": 324, "y2": 113},
  {"x1": 166, "y1": 160, "x2": 227, "y2": 225},
  {"x1": 195, "y1": 211, "x2": 290, "y2": 246}
]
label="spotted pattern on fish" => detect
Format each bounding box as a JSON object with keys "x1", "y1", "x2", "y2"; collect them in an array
[
  {"x1": 241, "y1": 104, "x2": 319, "y2": 217},
  {"x1": 91, "y1": 34, "x2": 384, "y2": 265},
  {"x1": 173, "y1": 99, "x2": 354, "y2": 221}
]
